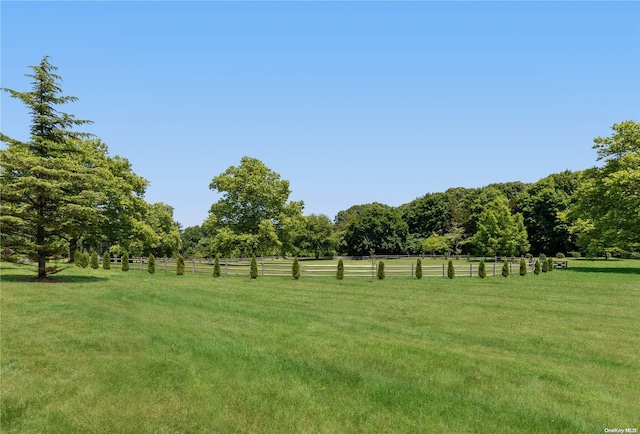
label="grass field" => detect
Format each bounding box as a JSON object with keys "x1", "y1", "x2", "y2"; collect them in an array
[{"x1": 1, "y1": 259, "x2": 639, "y2": 433}]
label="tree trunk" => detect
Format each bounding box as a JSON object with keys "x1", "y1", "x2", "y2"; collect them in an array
[
  {"x1": 37, "y1": 224, "x2": 47, "y2": 280},
  {"x1": 69, "y1": 237, "x2": 78, "y2": 263}
]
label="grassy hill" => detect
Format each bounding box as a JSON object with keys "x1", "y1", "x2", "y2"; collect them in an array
[{"x1": 1, "y1": 259, "x2": 638, "y2": 433}]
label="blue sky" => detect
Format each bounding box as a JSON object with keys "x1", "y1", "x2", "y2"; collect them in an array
[{"x1": 2, "y1": 1, "x2": 639, "y2": 228}]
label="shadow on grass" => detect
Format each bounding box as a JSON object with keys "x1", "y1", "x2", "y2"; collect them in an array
[
  {"x1": 563, "y1": 267, "x2": 640, "y2": 275},
  {"x1": 0, "y1": 274, "x2": 108, "y2": 283}
]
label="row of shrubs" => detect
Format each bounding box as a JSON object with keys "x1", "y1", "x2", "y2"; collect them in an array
[{"x1": 75, "y1": 252, "x2": 559, "y2": 279}]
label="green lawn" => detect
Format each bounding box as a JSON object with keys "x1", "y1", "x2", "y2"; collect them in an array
[{"x1": 1, "y1": 260, "x2": 639, "y2": 433}]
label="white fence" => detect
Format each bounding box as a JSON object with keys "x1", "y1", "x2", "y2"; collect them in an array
[{"x1": 107, "y1": 257, "x2": 536, "y2": 278}]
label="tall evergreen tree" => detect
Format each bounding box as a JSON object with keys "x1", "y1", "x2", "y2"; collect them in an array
[
  {"x1": 478, "y1": 258, "x2": 487, "y2": 278},
  {"x1": 213, "y1": 254, "x2": 221, "y2": 277},
  {"x1": 90, "y1": 251, "x2": 99, "y2": 269},
  {"x1": 292, "y1": 257, "x2": 300, "y2": 280},
  {"x1": 121, "y1": 252, "x2": 129, "y2": 272},
  {"x1": 250, "y1": 255, "x2": 258, "y2": 278},
  {"x1": 102, "y1": 251, "x2": 111, "y2": 270},
  {"x1": 519, "y1": 257, "x2": 527, "y2": 276},
  {"x1": 447, "y1": 260, "x2": 455, "y2": 279},
  {"x1": 148, "y1": 254, "x2": 155, "y2": 274},
  {"x1": 1, "y1": 56, "x2": 100, "y2": 279}
]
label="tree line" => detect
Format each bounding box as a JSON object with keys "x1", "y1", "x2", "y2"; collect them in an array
[{"x1": 2, "y1": 57, "x2": 638, "y2": 279}]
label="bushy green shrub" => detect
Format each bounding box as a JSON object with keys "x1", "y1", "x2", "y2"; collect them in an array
[
  {"x1": 74, "y1": 250, "x2": 83, "y2": 267},
  {"x1": 569, "y1": 251, "x2": 582, "y2": 258},
  {"x1": 213, "y1": 254, "x2": 221, "y2": 277},
  {"x1": 547, "y1": 257, "x2": 554, "y2": 272},
  {"x1": 90, "y1": 251, "x2": 99, "y2": 269},
  {"x1": 556, "y1": 252, "x2": 565, "y2": 258},
  {"x1": 415, "y1": 258, "x2": 422, "y2": 279},
  {"x1": 447, "y1": 260, "x2": 455, "y2": 279},
  {"x1": 478, "y1": 259, "x2": 486, "y2": 278},
  {"x1": 121, "y1": 252, "x2": 129, "y2": 272},
  {"x1": 377, "y1": 261, "x2": 385, "y2": 279},
  {"x1": 176, "y1": 254, "x2": 185, "y2": 275},
  {"x1": 541, "y1": 259, "x2": 548, "y2": 272},
  {"x1": 292, "y1": 257, "x2": 300, "y2": 280},
  {"x1": 519, "y1": 257, "x2": 527, "y2": 276},
  {"x1": 534, "y1": 259, "x2": 541, "y2": 275},
  {"x1": 148, "y1": 254, "x2": 155, "y2": 274},
  {"x1": 337, "y1": 259, "x2": 344, "y2": 280},
  {"x1": 502, "y1": 260, "x2": 510, "y2": 277},
  {"x1": 631, "y1": 252, "x2": 640, "y2": 260},
  {"x1": 605, "y1": 251, "x2": 612, "y2": 260},
  {"x1": 250, "y1": 255, "x2": 258, "y2": 278},
  {"x1": 102, "y1": 252, "x2": 111, "y2": 270}
]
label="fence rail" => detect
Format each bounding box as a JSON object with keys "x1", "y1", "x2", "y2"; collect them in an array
[{"x1": 105, "y1": 257, "x2": 536, "y2": 278}]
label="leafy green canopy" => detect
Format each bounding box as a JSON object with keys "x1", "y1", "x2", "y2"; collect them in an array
[
  {"x1": 569, "y1": 121, "x2": 640, "y2": 255},
  {"x1": 206, "y1": 157, "x2": 304, "y2": 256}
]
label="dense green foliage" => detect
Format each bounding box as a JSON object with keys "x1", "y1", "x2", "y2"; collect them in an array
[
  {"x1": 547, "y1": 257, "x2": 554, "y2": 273},
  {"x1": 534, "y1": 259, "x2": 541, "y2": 275},
  {"x1": 148, "y1": 254, "x2": 155, "y2": 274},
  {"x1": 343, "y1": 203, "x2": 408, "y2": 256},
  {"x1": 415, "y1": 258, "x2": 422, "y2": 279},
  {"x1": 336, "y1": 259, "x2": 344, "y2": 280},
  {"x1": 102, "y1": 252, "x2": 111, "y2": 270},
  {"x1": 205, "y1": 157, "x2": 303, "y2": 257},
  {"x1": 121, "y1": 252, "x2": 129, "y2": 272},
  {"x1": 568, "y1": 121, "x2": 640, "y2": 256}
]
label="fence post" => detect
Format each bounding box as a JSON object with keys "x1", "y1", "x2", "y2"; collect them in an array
[
  {"x1": 225, "y1": 261, "x2": 228, "y2": 276},
  {"x1": 140, "y1": 258, "x2": 142, "y2": 271},
  {"x1": 411, "y1": 263, "x2": 414, "y2": 277},
  {"x1": 261, "y1": 261, "x2": 264, "y2": 276},
  {"x1": 192, "y1": 259, "x2": 196, "y2": 274},
  {"x1": 442, "y1": 263, "x2": 445, "y2": 277},
  {"x1": 470, "y1": 263, "x2": 472, "y2": 277},
  {"x1": 493, "y1": 262, "x2": 496, "y2": 276}
]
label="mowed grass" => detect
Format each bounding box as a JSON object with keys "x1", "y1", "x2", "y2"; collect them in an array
[{"x1": 1, "y1": 260, "x2": 638, "y2": 433}]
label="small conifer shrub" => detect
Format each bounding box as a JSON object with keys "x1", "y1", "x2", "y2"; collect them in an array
[
  {"x1": 534, "y1": 259, "x2": 541, "y2": 275},
  {"x1": 502, "y1": 260, "x2": 510, "y2": 277},
  {"x1": 519, "y1": 257, "x2": 527, "y2": 276},
  {"x1": 542, "y1": 258, "x2": 549, "y2": 273},
  {"x1": 337, "y1": 259, "x2": 344, "y2": 280},
  {"x1": 547, "y1": 257, "x2": 554, "y2": 272},
  {"x1": 292, "y1": 257, "x2": 300, "y2": 280},
  {"x1": 176, "y1": 254, "x2": 185, "y2": 275},
  {"x1": 121, "y1": 252, "x2": 129, "y2": 271},
  {"x1": 415, "y1": 258, "x2": 422, "y2": 279},
  {"x1": 75, "y1": 250, "x2": 83, "y2": 267},
  {"x1": 90, "y1": 251, "x2": 99, "y2": 269},
  {"x1": 250, "y1": 255, "x2": 258, "y2": 278},
  {"x1": 213, "y1": 254, "x2": 221, "y2": 277},
  {"x1": 148, "y1": 254, "x2": 155, "y2": 274},
  {"x1": 478, "y1": 258, "x2": 486, "y2": 278},
  {"x1": 377, "y1": 261, "x2": 385, "y2": 279},
  {"x1": 447, "y1": 260, "x2": 455, "y2": 279},
  {"x1": 80, "y1": 252, "x2": 89, "y2": 268},
  {"x1": 103, "y1": 251, "x2": 111, "y2": 270}
]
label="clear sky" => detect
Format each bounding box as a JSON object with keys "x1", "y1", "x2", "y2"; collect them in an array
[{"x1": 2, "y1": 1, "x2": 639, "y2": 228}]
